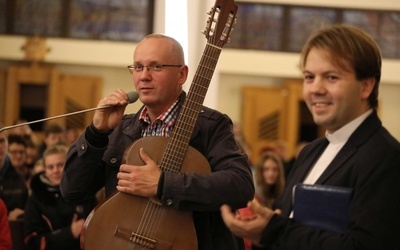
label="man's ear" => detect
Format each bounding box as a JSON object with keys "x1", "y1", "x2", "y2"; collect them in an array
[
  {"x1": 178, "y1": 65, "x2": 189, "y2": 85},
  {"x1": 361, "y1": 77, "x2": 375, "y2": 100}
]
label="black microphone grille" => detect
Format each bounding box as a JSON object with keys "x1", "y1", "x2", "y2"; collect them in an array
[{"x1": 127, "y1": 91, "x2": 139, "y2": 103}]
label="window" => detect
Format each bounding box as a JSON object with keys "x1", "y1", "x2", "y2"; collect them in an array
[
  {"x1": 1, "y1": 0, "x2": 154, "y2": 42},
  {"x1": 227, "y1": 2, "x2": 400, "y2": 59}
]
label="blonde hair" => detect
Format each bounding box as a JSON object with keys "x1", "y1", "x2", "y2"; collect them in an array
[{"x1": 42, "y1": 144, "x2": 68, "y2": 166}]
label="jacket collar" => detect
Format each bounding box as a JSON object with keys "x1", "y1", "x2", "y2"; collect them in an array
[
  {"x1": 122, "y1": 91, "x2": 187, "y2": 140},
  {"x1": 316, "y1": 110, "x2": 381, "y2": 184}
]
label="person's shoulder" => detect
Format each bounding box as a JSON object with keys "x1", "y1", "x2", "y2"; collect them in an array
[
  {"x1": 29, "y1": 172, "x2": 52, "y2": 198},
  {"x1": 29, "y1": 172, "x2": 45, "y2": 191},
  {"x1": 362, "y1": 112, "x2": 400, "y2": 151},
  {"x1": 119, "y1": 113, "x2": 140, "y2": 126},
  {"x1": 377, "y1": 126, "x2": 400, "y2": 152},
  {"x1": 121, "y1": 113, "x2": 137, "y2": 120},
  {"x1": 198, "y1": 106, "x2": 231, "y2": 121},
  {"x1": 4, "y1": 163, "x2": 21, "y2": 177}
]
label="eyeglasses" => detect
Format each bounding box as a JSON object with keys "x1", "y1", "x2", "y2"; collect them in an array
[{"x1": 127, "y1": 64, "x2": 182, "y2": 74}]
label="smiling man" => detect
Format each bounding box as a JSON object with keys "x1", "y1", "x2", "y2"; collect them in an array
[{"x1": 221, "y1": 24, "x2": 400, "y2": 249}]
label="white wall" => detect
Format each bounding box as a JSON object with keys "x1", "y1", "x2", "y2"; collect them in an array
[
  {"x1": 379, "y1": 84, "x2": 400, "y2": 140},
  {"x1": 0, "y1": 0, "x2": 399, "y2": 140}
]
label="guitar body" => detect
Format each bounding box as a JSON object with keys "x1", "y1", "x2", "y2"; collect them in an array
[{"x1": 83, "y1": 136, "x2": 211, "y2": 250}]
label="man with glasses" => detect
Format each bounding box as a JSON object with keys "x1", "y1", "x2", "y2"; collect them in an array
[
  {"x1": 0, "y1": 130, "x2": 28, "y2": 221},
  {"x1": 8, "y1": 134, "x2": 32, "y2": 186},
  {"x1": 61, "y1": 34, "x2": 254, "y2": 250}
]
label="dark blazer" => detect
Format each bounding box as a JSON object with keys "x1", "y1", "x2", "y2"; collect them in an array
[
  {"x1": 61, "y1": 92, "x2": 254, "y2": 250},
  {"x1": 0, "y1": 157, "x2": 28, "y2": 214},
  {"x1": 260, "y1": 111, "x2": 400, "y2": 249}
]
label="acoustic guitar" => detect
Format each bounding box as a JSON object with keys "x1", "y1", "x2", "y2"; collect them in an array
[{"x1": 82, "y1": 0, "x2": 238, "y2": 249}]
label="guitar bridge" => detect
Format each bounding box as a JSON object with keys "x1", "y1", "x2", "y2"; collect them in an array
[{"x1": 114, "y1": 226, "x2": 157, "y2": 249}]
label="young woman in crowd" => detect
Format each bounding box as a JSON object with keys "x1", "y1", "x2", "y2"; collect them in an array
[
  {"x1": 240, "y1": 151, "x2": 286, "y2": 250},
  {"x1": 24, "y1": 145, "x2": 96, "y2": 250}
]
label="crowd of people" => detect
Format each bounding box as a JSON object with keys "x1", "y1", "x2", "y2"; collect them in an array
[
  {"x1": 0, "y1": 122, "x2": 96, "y2": 250},
  {"x1": 1, "y1": 23, "x2": 400, "y2": 250}
]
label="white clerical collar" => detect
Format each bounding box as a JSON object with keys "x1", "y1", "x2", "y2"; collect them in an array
[{"x1": 325, "y1": 109, "x2": 373, "y2": 144}]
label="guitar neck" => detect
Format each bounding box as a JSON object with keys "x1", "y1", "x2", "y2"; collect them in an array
[
  {"x1": 160, "y1": 44, "x2": 222, "y2": 173},
  {"x1": 157, "y1": 0, "x2": 238, "y2": 173}
]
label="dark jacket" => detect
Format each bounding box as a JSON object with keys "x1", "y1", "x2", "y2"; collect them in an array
[
  {"x1": 24, "y1": 172, "x2": 97, "y2": 250},
  {"x1": 61, "y1": 92, "x2": 254, "y2": 250},
  {"x1": 0, "y1": 156, "x2": 28, "y2": 215},
  {"x1": 260, "y1": 111, "x2": 400, "y2": 249}
]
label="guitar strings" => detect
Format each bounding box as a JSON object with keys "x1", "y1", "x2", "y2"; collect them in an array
[{"x1": 133, "y1": 44, "x2": 221, "y2": 249}]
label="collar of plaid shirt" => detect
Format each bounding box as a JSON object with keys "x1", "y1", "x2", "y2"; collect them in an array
[{"x1": 139, "y1": 99, "x2": 180, "y2": 137}]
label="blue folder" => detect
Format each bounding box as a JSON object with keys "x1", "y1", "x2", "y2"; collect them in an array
[{"x1": 293, "y1": 184, "x2": 353, "y2": 233}]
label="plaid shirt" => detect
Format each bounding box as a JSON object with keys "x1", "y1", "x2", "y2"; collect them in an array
[{"x1": 139, "y1": 99, "x2": 179, "y2": 137}]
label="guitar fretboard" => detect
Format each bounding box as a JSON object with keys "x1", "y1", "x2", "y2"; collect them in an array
[{"x1": 160, "y1": 43, "x2": 222, "y2": 173}]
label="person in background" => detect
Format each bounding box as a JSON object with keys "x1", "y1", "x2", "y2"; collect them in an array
[
  {"x1": 273, "y1": 140, "x2": 292, "y2": 180},
  {"x1": 0, "y1": 198, "x2": 12, "y2": 250},
  {"x1": 240, "y1": 152, "x2": 285, "y2": 250},
  {"x1": 9, "y1": 119, "x2": 40, "y2": 147},
  {"x1": 9, "y1": 119, "x2": 33, "y2": 137},
  {"x1": 65, "y1": 126, "x2": 80, "y2": 147},
  {"x1": 24, "y1": 145, "x2": 97, "y2": 250},
  {"x1": 8, "y1": 134, "x2": 32, "y2": 187},
  {"x1": 61, "y1": 33, "x2": 254, "y2": 250},
  {"x1": 24, "y1": 137, "x2": 40, "y2": 173},
  {"x1": 253, "y1": 152, "x2": 285, "y2": 209},
  {"x1": 233, "y1": 123, "x2": 252, "y2": 164},
  {"x1": 221, "y1": 24, "x2": 400, "y2": 249},
  {"x1": 37, "y1": 123, "x2": 65, "y2": 158},
  {"x1": 31, "y1": 159, "x2": 45, "y2": 177},
  {"x1": 0, "y1": 130, "x2": 29, "y2": 221}
]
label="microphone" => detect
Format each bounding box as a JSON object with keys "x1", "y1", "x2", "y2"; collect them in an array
[{"x1": 0, "y1": 91, "x2": 139, "y2": 133}]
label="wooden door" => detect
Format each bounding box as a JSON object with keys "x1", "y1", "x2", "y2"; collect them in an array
[
  {"x1": 5, "y1": 64, "x2": 59, "y2": 131},
  {"x1": 241, "y1": 86, "x2": 289, "y2": 165},
  {"x1": 4, "y1": 64, "x2": 102, "y2": 134},
  {"x1": 241, "y1": 81, "x2": 323, "y2": 165},
  {"x1": 57, "y1": 74, "x2": 103, "y2": 129},
  {"x1": 0, "y1": 69, "x2": 6, "y2": 125}
]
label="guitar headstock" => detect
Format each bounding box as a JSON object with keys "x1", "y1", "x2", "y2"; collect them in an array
[{"x1": 202, "y1": 0, "x2": 238, "y2": 48}]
